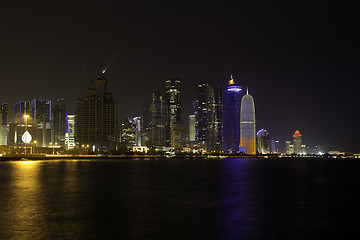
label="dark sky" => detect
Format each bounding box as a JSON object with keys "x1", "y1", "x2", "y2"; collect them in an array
[{"x1": 0, "y1": 1, "x2": 359, "y2": 152}]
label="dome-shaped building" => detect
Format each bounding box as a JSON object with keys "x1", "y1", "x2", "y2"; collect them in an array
[{"x1": 256, "y1": 129, "x2": 270, "y2": 154}]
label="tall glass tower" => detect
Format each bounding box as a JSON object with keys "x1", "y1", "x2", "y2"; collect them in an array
[
  {"x1": 240, "y1": 88, "x2": 256, "y2": 154},
  {"x1": 222, "y1": 75, "x2": 242, "y2": 152},
  {"x1": 151, "y1": 92, "x2": 166, "y2": 146},
  {"x1": 165, "y1": 79, "x2": 181, "y2": 147}
]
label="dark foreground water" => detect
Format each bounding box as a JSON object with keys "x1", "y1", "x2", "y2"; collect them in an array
[{"x1": 0, "y1": 158, "x2": 360, "y2": 239}]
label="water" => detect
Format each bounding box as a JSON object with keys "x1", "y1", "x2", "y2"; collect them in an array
[{"x1": 0, "y1": 158, "x2": 359, "y2": 239}]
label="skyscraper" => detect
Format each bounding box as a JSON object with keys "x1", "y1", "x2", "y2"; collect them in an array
[
  {"x1": 222, "y1": 75, "x2": 242, "y2": 152},
  {"x1": 52, "y1": 99, "x2": 66, "y2": 147},
  {"x1": 206, "y1": 85, "x2": 222, "y2": 152},
  {"x1": 256, "y1": 129, "x2": 270, "y2": 154},
  {"x1": 151, "y1": 92, "x2": 166, "y2": 146},
  {"x1": 31, "y1": 99, "x2": 51, "y2": 147},
  {"x1": 0, "y1": 103, "x2": 8, "y2": 145},
  {"x1": 240, "y1": 88, "x2": 256, "y2": 154},
  {"x1": 195, "y1": 82, "x2": 208, "y2": 143},
  {"x1": 293, "y1": 130, "x2": 302, "y2": 154},
  {"x1": 13, "y1": 101, "x2": 30, "y2": 123},
  {"x1": 129, "y1": 117, "x2": 141, "y2": 146},
  {"x1": 195, "y1": 82, "x2": 222, "y2": 152},
  {"x1": 165, "y1": 79, "x2": 181, "y2": 147},
  {"x1": 189, "y1": 115, "x2": 195, "y2": 142},
  {"x1": 76, "y1": 73, "x2": 119, "y2": 151},
  {"x1": 141, "y1": 104, "x2": 152, "y2": 146},
  {"x1": 65, "y1": 114, "x2": 75, "y2": 150}
]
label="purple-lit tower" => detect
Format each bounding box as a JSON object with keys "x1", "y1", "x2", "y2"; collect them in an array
[{"x1": 222, "y1": 75, "x2": 242, "y2": 152}]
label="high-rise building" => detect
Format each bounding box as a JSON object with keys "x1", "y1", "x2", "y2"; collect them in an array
[
  {"x1": 293, "y1": 130, "x2": 302, "y2": 154},
  {"x1": 129, "y1": 117, "x2": 141, "y2": 146},
  {"x1": 206, "y1": 85, "x2": 222, "y2": 152},
  {"x1": 165, "y1": 79, "x2": 181, "y2": 147},
  {"x1": 171, "y1": 122, "x2": 184, "y2": 150},
  {"x1": 271, "y1": 140, "x2": 280, "y2": 153},
  {"x1": 196, "y1": 82, "x2": 208, "y2": 143},
  {"x1": 65, "y1": 114, "x2": 75, "y2": 150},
  {"x1": 141, "y1": 104, "x2": 152, "y2": 146},
  {"x1": 76, "y1": 74, "x2": 119, "y2": 151},
  {"x1": 13, "y1": 101, "x2": 30, "y2": 123},
  {"x1": 256, "y1": 129, "x2": 270, "y2": 154},
  {"x1": 189, "y1": 115, "x2": 195, "y2": 142},
  {"x1": 192, "y1": 101, "x2": 198, "y2": 141},
  {"x1": 286, "y1": 140, "x2": 294, "y2": 154},
  {"x1": 222, "y1": 75, "x2": 242, "y2": 152},
  {"x1": 240, "y1": 88, "x2": 256, "y2": 154},
  {"x1": 52, "y1": 99, "x2": 66, "y2": 147},
  {"x1": 195, "y1": 82, "x2": 222, "y2": 152},
  {"x1": 151, "y1": 92, "x2": 166, "y2": 146},
  {"x1": 119, "y1": 118, "x2": 136, "y2": 146},
  {"x1": 0, "y1": 103, "x2": 8, "y2": 145},
  {"x1": 31, "y1": 99, "x2": 51, "y2": 147}
]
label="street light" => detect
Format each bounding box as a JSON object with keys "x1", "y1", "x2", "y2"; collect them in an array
[
  {"x1": 33, "y1": 140, "x2": 37, "y2": 154},
  {"x1": 49, "y1": 142, "x2": 55, "y2": 155},
  {"x1": 23, "y1": 115, "x2": 30, "y2": 154}
]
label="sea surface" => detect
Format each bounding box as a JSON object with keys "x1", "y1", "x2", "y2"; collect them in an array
[{"x1": 0, "y1": 157, "x2": 359, "y2": 240}]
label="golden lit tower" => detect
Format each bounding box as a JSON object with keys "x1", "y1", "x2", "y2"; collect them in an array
[
  {"x1": 240, "y1": 88, "x2": 256, "y2": 154},
  {"x1": 293, "y1": 130, "x2": 302, "y2": 154}
]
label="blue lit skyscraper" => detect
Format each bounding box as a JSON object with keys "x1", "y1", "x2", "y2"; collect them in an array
[{"x1": 222, "y1": 75, "x2": 242, "y2": 152}]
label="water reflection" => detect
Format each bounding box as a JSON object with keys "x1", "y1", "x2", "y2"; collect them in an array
[
  {"x1": 0, "y1": 158, "x2": 358, "y2": 239},
  {"x1": 1, "y1": 161, "x2": 46, "y2": 239}
]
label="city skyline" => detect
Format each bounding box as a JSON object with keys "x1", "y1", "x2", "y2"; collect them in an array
[{"x1": 0, "y1": 1, "x2": 358, "y2": 152}]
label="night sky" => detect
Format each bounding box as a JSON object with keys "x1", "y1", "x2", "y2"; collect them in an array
[{"x1": 0, "y1": 1, "x2": 358, "y2": 152}]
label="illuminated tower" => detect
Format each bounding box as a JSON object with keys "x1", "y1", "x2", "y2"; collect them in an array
[
  {"x1": 189, "y1": 115, "x2": 195, "y2": 142},
  {"x1": 256, "y1": 129, "x2": 270, "y2": 154},
  {"x1": 196, "y1": 82, "x2": 208, "y2": 143},
  {"x1": 206, "y1": 85, "x2": 222, "y2": 152},
  {"x1": 240, "y1": 88, "x2": 256, "y2": 154},
  {"x1": 222, "y1": 75, "x2": 242, "y2": 152},
  {"x1": 65, "y1": 114, "x2": 75, "y2": 150},
  {"x1": 165, "y1": 79, "x2": 181, "y2": 147},
  {"x1": 196, "y1": 82, "x2": 222, "y2": 152},
  {"x1": 293, "y1": 130, "x2": 302, "y2": 154},
  {"x1": 76, "y1": 73, "x2": 119, "y2": 151}
]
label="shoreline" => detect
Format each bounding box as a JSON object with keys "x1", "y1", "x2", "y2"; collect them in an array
[{"x1": 0, "y1": 154, "x2": 352, "y2": 161}]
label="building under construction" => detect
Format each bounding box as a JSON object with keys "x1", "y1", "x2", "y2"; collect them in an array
[{"x1": 75, "y1": 73, "x2": 118, "y2": 152}]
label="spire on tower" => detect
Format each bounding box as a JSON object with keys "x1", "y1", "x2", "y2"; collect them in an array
[{"x1": 229, "y1": 74, "x2": 235, "y2": 85}]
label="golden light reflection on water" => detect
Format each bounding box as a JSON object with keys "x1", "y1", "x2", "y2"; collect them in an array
[{"x1": 5, "y1": 161, "x2": 47, "y2": 239}]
